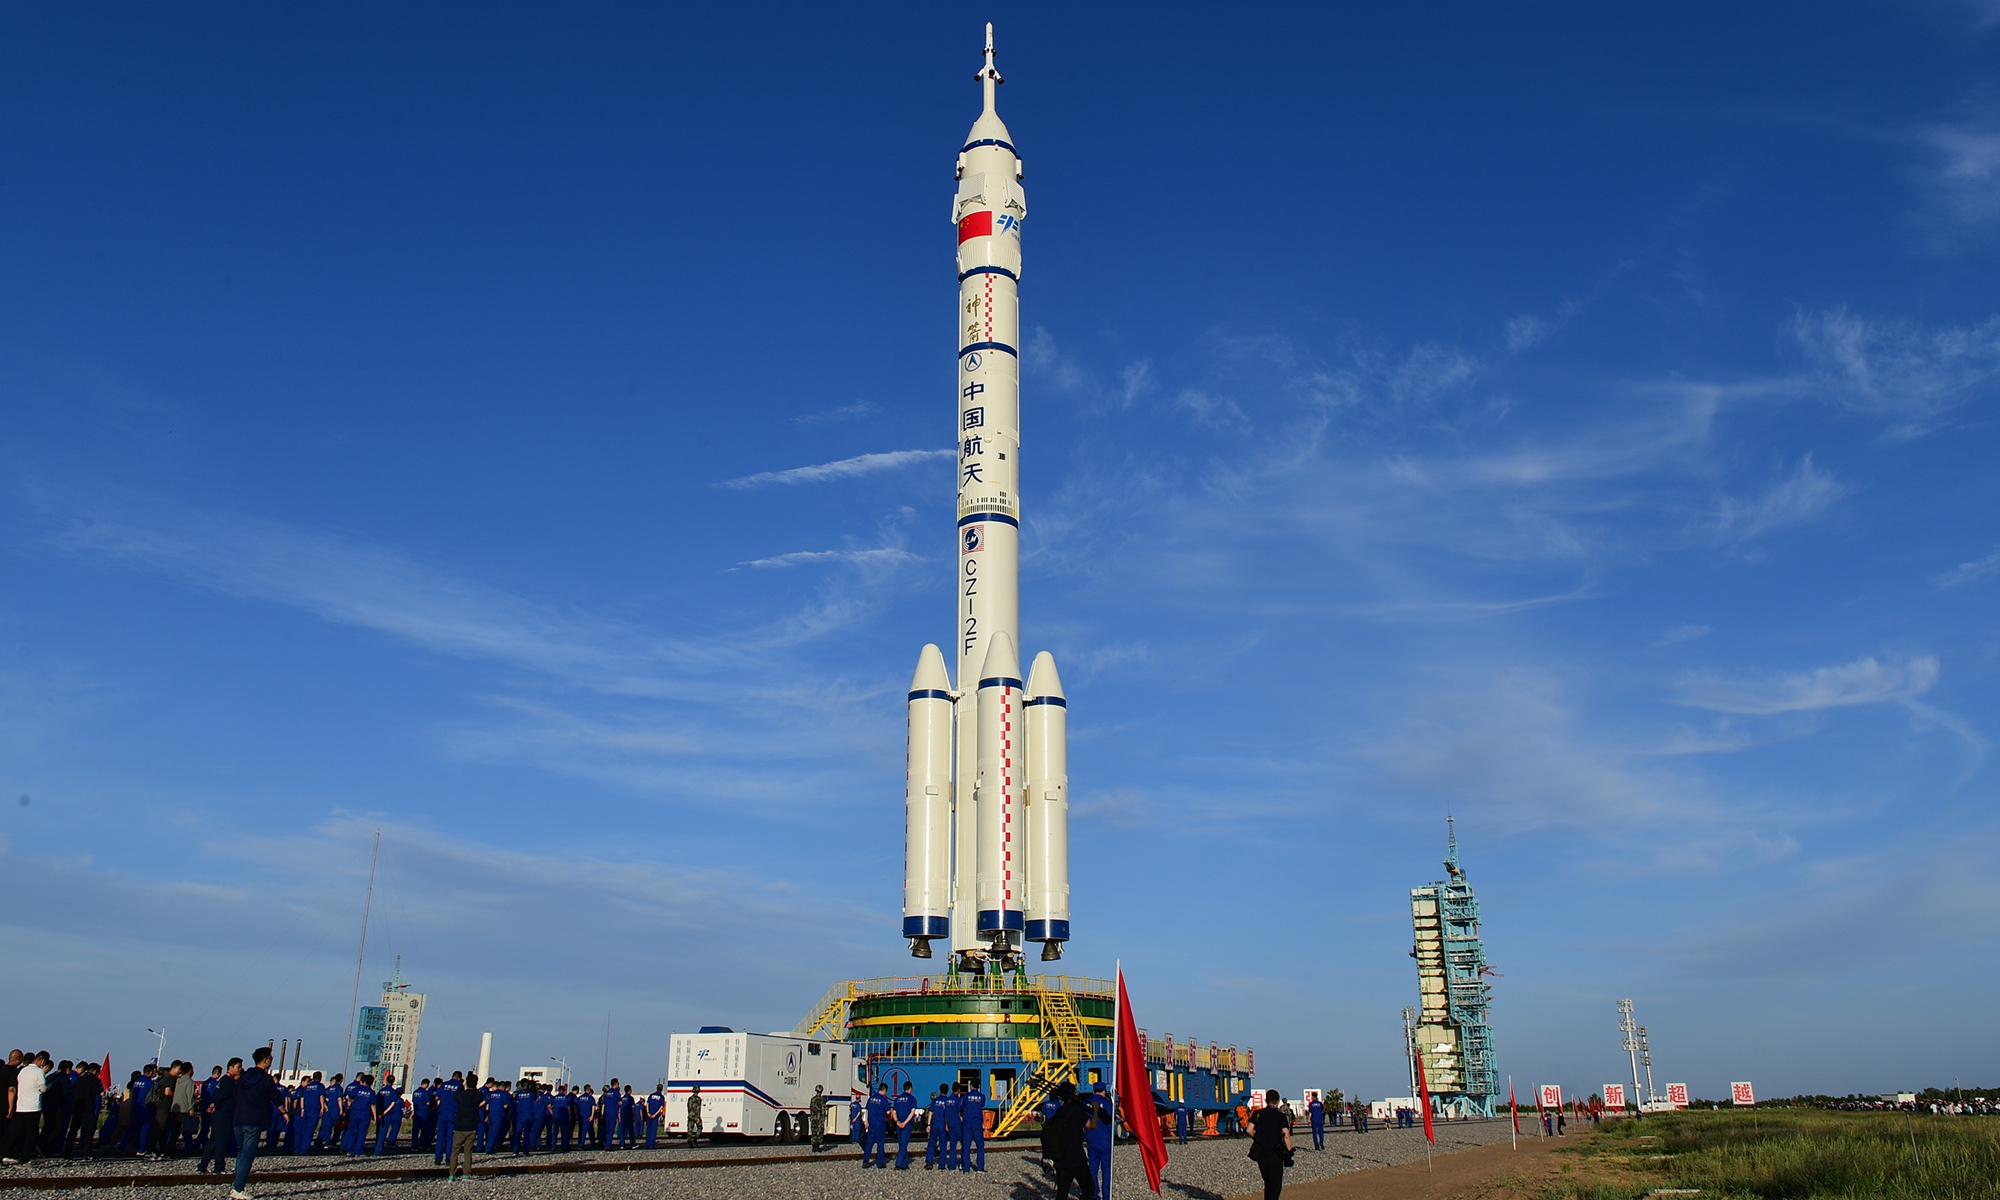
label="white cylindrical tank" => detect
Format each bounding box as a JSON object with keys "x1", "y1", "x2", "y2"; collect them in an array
[
  {"x1": 1024, "y1": 651, "x2": 1069, "y2": 952},
  {"x1": 477, "y1": 1032, "x2": 492, "y2": 1083},
  {"x1": 904, "y1": 644, "x2": 954, "y2": 953},
  {"x1": 974, "y1": 632, "x2": 1024, "y2": 947}
]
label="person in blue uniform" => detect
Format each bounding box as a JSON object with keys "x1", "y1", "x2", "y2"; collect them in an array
[
  {"x1": 960, "y1": 1079, "x2": 985, "y2": 1173},
  {"x1": 298, "y1": 1074, "x2": 324, "y2": 1153},
  {"x1": 618, "y1": 1085, "x2": 637, "y2": 1149},
  {"x1": 849, "y1": 1094, "x2": 864, "y2": 1158},
  {"x1": 432, "y1": 1074, "x2": 462, "y2": 1164},
  {"x1": 862, "y1": 1083, "x2": 889, "y2": 1168},
  {"x1": 268, "y1": 1081, "x2": 291, "y2": 1152},
  {"x1": 324, "y1": 1072, "x2": 348, "y2": 1152},
  {"x1": 1308, "y1": 1094, "x2": 1325, "y2": 1150},
  {"x1": 1087, "y1": 1084, "x2": 1114, "y2": 1199},
  {"x1": 510, "y1": 1081, "x2": 537, "y2": 1156},
  {"x1": 892, "y1": 1083, "x2": 916, "y2": 1169},
  {"x1": 343, "y1": 1075, "x2": 375, "y2": 1156},
  {"x1": 548, "y1": 1087, "x2": 571, "y2": 1151},
  {"x1": 598, "y1": 1080, "x2": 621, "y2": 1151},
  {"x1": 645, "y1": 1086, "x2": 663, "y2": 1149},
  {"x1": 1175, "y1": 1098, "x2": 1188, "y2": 1145},
  {"x1": 926, "y1": 1088, "x2": 951, "y2": 1169},
  {"x1": 939, "y1": 1084, "x2": 963, "y2": 1171},
  {"x1": 196, "y1": 1067, "x2": 222, "y2": 1154},
  {"x1": 374, "y1": 1074, "x2": 403, "y2": 1155},
  {"x1": 575, "y1": 1085, "x2": 595, "y2": 1152}
]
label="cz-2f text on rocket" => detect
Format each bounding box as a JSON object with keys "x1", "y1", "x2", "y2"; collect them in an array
[{"x1": 904, "y1": 25, "x2": 1070, "y2": 972}]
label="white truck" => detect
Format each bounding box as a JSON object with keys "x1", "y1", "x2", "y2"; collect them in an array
[{"x1": 664, "y1": 1027, "x2": 861, "y2": 1142}]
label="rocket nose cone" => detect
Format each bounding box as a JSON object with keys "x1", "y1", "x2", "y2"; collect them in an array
[
  {"x1": 1026, "y1": 651, "x2": 1066, "y2": 701},
  {"x1": 979, "y1": 632, "x2": 1021, "y2": 683},
  {"x1": 911, "y1": 644, "x2": 952, "y2": 692}
]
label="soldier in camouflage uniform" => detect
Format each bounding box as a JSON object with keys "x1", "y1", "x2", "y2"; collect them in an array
[
  {"x1": 809, "y1": 1085, "x2": 828, "y2": 1152},
  {"x1": 685, "y1": 1085, "x2": 702, "y2": 1147}
]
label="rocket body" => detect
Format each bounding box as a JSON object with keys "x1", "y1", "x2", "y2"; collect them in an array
[{"x1": 903, "y1": 26, "x2": 1068, "y2": 969}]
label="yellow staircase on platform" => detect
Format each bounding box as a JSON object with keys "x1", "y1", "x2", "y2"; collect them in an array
[
  {"x1": 793, "y1": 980, "x2": 858, "y2": 1039},
  {"x1": 994, "y1": 990, "x2": 1092, "y2": 1135}
]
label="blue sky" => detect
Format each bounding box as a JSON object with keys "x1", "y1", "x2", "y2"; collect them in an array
[{"x1": 5, "y1": 2, "x2": 2000, "y2": 1103}]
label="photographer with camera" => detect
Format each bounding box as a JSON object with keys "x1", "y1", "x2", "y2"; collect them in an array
[{"x1": 1246, "y1": 1089, "x2": 1293, "y2": 1200}]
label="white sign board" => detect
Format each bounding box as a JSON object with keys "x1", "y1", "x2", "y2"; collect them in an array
[
  {"x1": 1602, "y1": 1084, "x2": 1625, "y2": 1109},
  {"x1": 1539, "y1": 1085, "x2": 1562, "y2": 1108},
  {"x1": 1731, "y1": 1081, "x2": 1755, "y2": 1106},
  {"x1": 1666, "y1": 1083, "x2": 1688, "y2": 1108}
]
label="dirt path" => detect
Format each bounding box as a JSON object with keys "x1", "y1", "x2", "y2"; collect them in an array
[{"x1": 1227, "y1": 1134, "x2": 1566, "y2": 1200}]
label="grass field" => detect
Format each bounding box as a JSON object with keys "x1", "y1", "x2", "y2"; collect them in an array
[{"x1": 1536, "y1": 1109, "x2": 2000, "y2": 1199}]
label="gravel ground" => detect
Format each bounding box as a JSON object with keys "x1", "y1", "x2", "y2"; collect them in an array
[{"x1": 0, "y1": 1120, "x2": 1518, "y2": 1200}]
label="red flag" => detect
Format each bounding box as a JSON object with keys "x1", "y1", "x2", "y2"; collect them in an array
[
  {"x1": 100, "y1": 1054, "x2": 112, "y2": 1090},
  {"x1": 1115, "y1": 968, "x2": 1170, "y2": 1193},
  {"x1": 1414, "y1": 1039, "x2": 1435, "y2": 1145},
  {"x1": 1510, "y1": 1082, "x2": 1520, "y2": 1135}
]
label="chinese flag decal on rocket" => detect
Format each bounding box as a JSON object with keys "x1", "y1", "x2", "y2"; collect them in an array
[
  {"x1": 1116, "y1": 968, "x2": 1170, "y2": 1192},
  {"x1": 957, "y1": 211, "x2": 994, "y2": 243}
]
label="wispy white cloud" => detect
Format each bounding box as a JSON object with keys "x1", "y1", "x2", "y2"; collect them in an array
[
  {"x1": 1788, "y1": 307, "x2": 2000, "y2": 435},
  {"x1": 1172, "y1": 388, "x2": 1249, "y2": 430},
  {"x1": 1504, "y1": 313, "x2": 1558, "y2": 352},
  {"x1": 1714, "y1": 454, "x2": 1846, "y2": 545},
  {"x1": 1912, "y1": 113, "x2": 2000, "y2": 240},
  {"x1": 1671, "y1": 654, "x2": 1939, "y2": 715},
  {"x1": 1935, "y1": 547, "x2": 2000, "y2": 587},
  {"x1": 733, "y1": 547, "x2": 919, "y2": 570},
  {"x1": 1653, "y1": 624, "x2": 1712, "y2": 647},
  {"x1": 716, "y1": 448, "x2": 953, "y2": 490},
  {"x1": 794, "y1": 400, "x2": 879, "y2": 425}
]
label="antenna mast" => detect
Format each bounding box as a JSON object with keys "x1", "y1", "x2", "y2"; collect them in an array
[{"x1": 344, "y1": 829, "x2": 382, "y2": 1075}]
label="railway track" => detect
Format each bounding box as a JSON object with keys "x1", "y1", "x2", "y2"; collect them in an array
[{"x1": 0, "y1": 1145, "x2": 1037, "y2": 1191}]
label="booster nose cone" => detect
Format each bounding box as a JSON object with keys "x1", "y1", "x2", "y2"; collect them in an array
[
  {"x1": 1024, "y1": 651, "x2": 1065, "y2": 702},
  {"x1": 978, "y1": 631, "x2": 1021, "y2": 684},
  {"x1": 910, "y1": 643, "x2": 951, "y2": 692}
]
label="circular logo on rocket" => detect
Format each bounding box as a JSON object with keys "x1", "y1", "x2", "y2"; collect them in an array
[
  {"x1": 963, "y1": 525, "x2": 985, "y2": 553},
  {"x1": 964, "y1": 352, "x2": 981, "y2": 371}
]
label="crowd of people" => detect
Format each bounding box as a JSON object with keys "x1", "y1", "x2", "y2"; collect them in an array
[{"x1": 0, "y1": 1047, "x2": 686, "y2": 1196}]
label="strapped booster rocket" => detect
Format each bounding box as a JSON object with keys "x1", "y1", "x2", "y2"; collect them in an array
[{"x1": 904, "y1": 26, "x2": 1069, "y2": 970}]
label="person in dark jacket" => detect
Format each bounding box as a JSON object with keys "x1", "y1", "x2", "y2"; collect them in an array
[
  {"x1": 448, "y1": 1075, "x2": 483, "y2": 1182},
  {"x1": 198, "y1": 1061, "x2": 241, "y2": 1176},
  {"x1": 1247, "y1": 1090, "x2": 1293, "y2": 1200},
  {"x1": 1042, "y1": 1082, "x2": 1095, "y2": 1200},
  {"x1": 65, "y1": 1064, "x2": 103, "y2": 1157},
  {"x1": 230, "y1": 1050, "x2": 281, "y2": 1198}
]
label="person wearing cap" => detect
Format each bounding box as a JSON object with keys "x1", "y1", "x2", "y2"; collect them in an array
[
  {"x1": 808, "y1": 1085, "x2": 829, "y2": 1154},
  {"x1": 1086, "y1": 1083, "x2": 1114, "y2": 1199}
]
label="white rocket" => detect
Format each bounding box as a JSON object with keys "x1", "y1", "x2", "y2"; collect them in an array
[{"x1": 903, "y1": 25, "x2": 1069, "y2": 969}]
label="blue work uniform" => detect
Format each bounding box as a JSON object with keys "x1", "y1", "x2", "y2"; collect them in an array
[
  {"x1": 290, "y1": 1084, "x2": 312, "y2": 1153},
  {"x1": 484, "y1": 1088, "x2": 512, "y2": 1154},
  {"x1": 551, "y1": 1091, "x2": 573, "y2": 1150},
  {"x1": 645, "y1": 1090, "x2": 663, "y2": 1148},
  {"x1": 343, "y1": 1082, "x2": 375, "y2": 1155},
  {"x1": 1087, "y1": 1090, "x2": 1114, "y2": 1198},
  {"x1": 863, "y1": 1090, "x2": 889, "y2": 1167},
  {"x1": 575, "y1": 1091, "x2": 595, "y2": 1150},
  {"x1": 960, "y1": 1086, "x2": 985, "y2": 1172},
  {"x1": 512, "y1": 1088, "x2": 538, "y2": 1155},
  {"x1": 939, "y1": 1092, "x2": 961, "y2": 1169},
  {"x1": 407, "y1": 1086, "x2": 427, "y2": 1150},
  {"x1": 598, "y1": 1088, "x2": 621, "y2": 1149},
  {"x1": 1309, "y1": 1099, "x2": 1325, "y2": 1149},
  {"x1": 197, "y1": 1077, "x2": 219, "y2": 1151},
  {"x1": 620, "y1": 1091, "x2": 637, "y2": 1148},
  {"x1": 432, "y1": 1082, "x2": 460, "y2": 1163},
  {"x1": 926, "y1": 1092, "x2": 951, "y2": 1168},
  {"x1": 270, "y1": 1085, "x2": 292, "y2": 1151},
  {"x1": 375, "y1": 1085, "x2": 403, "y2": 1154},
  {"x1": 849, "y1": 1098, "x2": 864, "y2": 1151},
  {"x1": 1176, "y1": 1100, "x2": 1189, "y2": 1145},
  {"x1": 892, "y1": 1090, "x2": 916, "y2": 1169},
  {"x1": 318, "y1": 1083, "x2": 342, "y2": 1147},
  {"x1": 299, "y1": 1081, "x2": 324, "y2": 1152}
]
